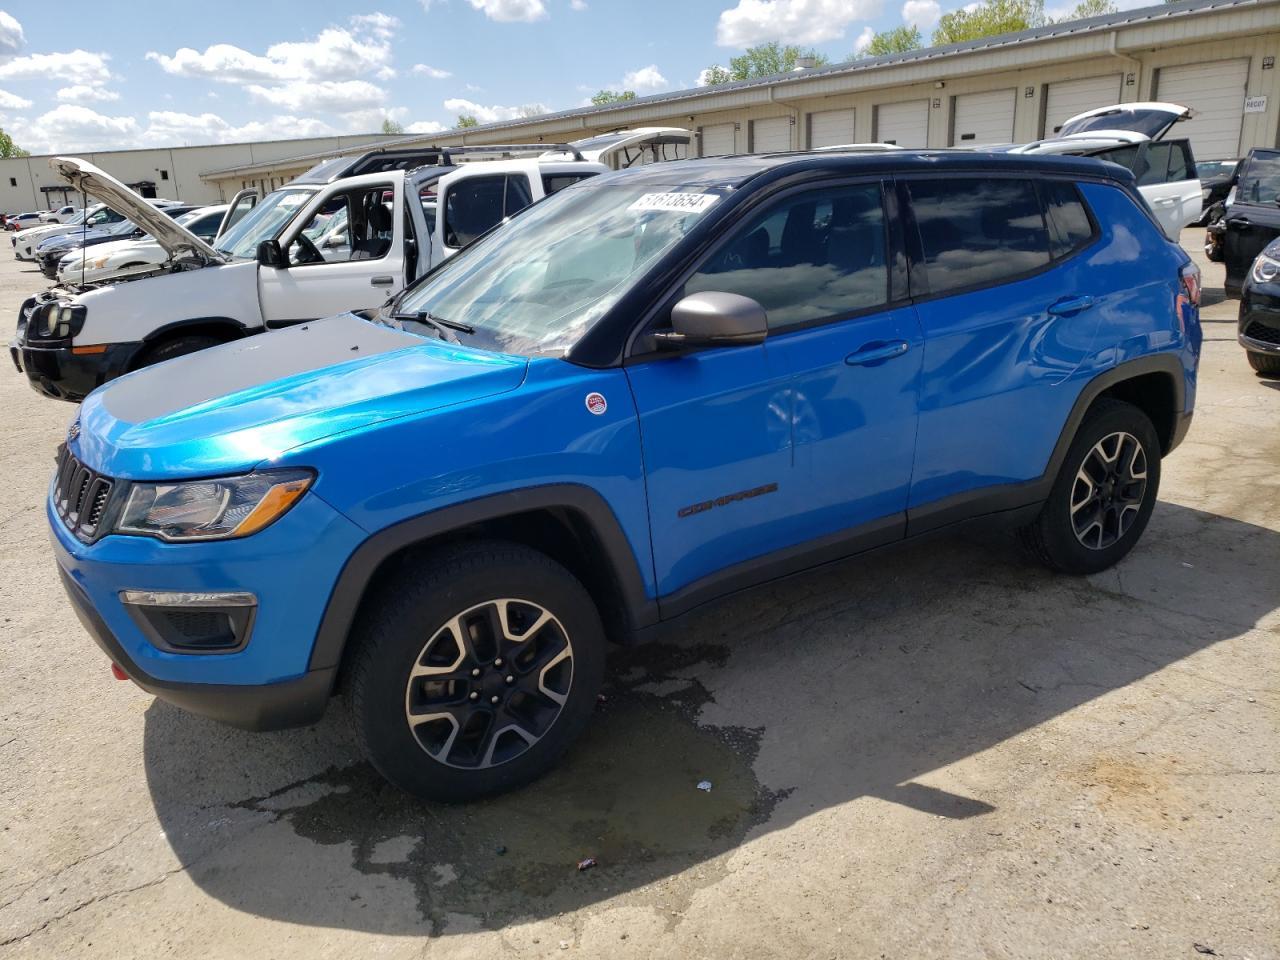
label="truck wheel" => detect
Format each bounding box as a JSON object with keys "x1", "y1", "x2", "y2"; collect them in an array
[
  {"x1": 1020, "y1": 399, "x2": 1161, "y2": 575},
  {"x1": 1247, "y1": 352, "x2": 1280, "y2": 377},
  {"x1": 345, "y1": 540, "x2": 606, "y2": 802},
  {"x1": 137, "y1": 334, "x2": 222, "y2": 368}
]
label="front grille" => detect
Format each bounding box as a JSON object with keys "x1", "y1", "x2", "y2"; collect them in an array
[
  {"x1": 1244, "y1": 320, "x2": 1280, "y2": 347},
  {"x1": 52, "y1": 444, "x2": 115, "y2": 542}
]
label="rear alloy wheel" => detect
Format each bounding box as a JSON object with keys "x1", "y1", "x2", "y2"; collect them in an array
[
  {"x1": 347, "y1": 541, "x2": 605, "y2": 801},
  {"x1": 1020, "y1": 399, "x2": 1161, "y2": 575}
]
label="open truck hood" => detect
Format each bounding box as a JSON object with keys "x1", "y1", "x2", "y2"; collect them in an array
[{"x1": 49, "y1": 157, "x2": 224, "y2": 265}]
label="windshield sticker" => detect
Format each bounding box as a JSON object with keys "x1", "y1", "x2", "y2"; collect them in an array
[{"x1": 627, "y1": 192, "x2": 719, "y2": 214}]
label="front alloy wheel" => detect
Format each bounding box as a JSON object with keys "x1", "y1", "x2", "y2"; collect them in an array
[
  {"x1": 405, "y1": 599, "x2": 574, "y2": 769},
  {"x1": 1070, "y1": 431, "x2": 1148, "y2": 550}
]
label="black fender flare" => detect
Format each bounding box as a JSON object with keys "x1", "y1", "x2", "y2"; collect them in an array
[
  {"x1": 308, "y1": 483, "x2": 658, "y2": 672},
  {"x1": 141, "y1": 316, "x2": 250, "y2": 345}
]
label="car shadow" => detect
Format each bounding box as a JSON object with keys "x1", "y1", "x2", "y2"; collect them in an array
[{"x1": 141, "y1": 500, "x2": 1279, "y2": 936}]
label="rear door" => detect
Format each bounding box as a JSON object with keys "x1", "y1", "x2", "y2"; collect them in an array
[
  {"x1": 218, "y1": 188, "x2": 258, "y2": 238},
  {"x1": 901, "y1": 175, "x2": 1102, "y2": 528},
  {"x1": 257, "y1": 176, "x2": 403, "y2": 326},
  {"x1": 1134, "y1": 140, "x2": 1201, "y2": 238},
  {"x1": 1224, "y1": 149, "x2": 1280, "y2": 292},
  {"x1": 433, "y1": 172, "x2": 534, "y2": 265}
]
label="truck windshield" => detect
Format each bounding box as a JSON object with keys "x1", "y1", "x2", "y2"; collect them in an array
[
  {"x1": 396, "y1": 181, "x2": 723, "y2": 356},
  {"x1": 215, "y1": 188, "x2": 316, "y2": 260}
]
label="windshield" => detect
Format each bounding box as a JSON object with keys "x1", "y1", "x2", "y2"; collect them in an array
[
  {"x1": 1237, "y1": 151, "x2": 1280, "y2": 205},
  {"x1": 1059, "y1": 107, "x2": 1182, "y2": 138},
  {"x1": 104, "y1": 219, "x2": 138, "y2": 237},
  {"x1": 214, "y1": 187, "x2": 316, "y2": 259},
  {"x1": 1197, "y1": 160, "x2": 1237, "y2": 179},
  {"x1": 397, "y1": 181, "x2": 723, "y2": 356}
]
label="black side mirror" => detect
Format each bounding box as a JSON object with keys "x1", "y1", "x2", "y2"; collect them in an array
[
  {"x1": 256, "y1": 239, "x2": 285, "y2": 267},
  {"x1": 654, "y1": 292, "x2": 768, "y2": 350}
]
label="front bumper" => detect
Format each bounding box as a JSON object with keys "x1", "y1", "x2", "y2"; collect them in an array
[
  {"x1": 1238, "y1": 282, "x2": 1280, "y2": 356},
  {"x1": 9, "y1": 339, "x2": 141, "y2": 402},
  {"x1": 49, "y1": 476, "x2": 369, "y2": 730}
]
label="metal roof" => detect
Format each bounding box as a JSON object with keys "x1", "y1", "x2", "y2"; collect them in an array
[{"x1": 201, "y1": 0, "x2": 1274, "y2": 180}]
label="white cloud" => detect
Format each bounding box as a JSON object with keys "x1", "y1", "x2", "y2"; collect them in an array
[
  {"x1": 466, "y1": 0, "x2": 548, "y2": 23},
  {"x1": 247, "y1": 79, "x2": 387, "y2": 113},
  {"x1": 0, "y1": 49, "x2": 111, "y2": 86},
  {"x1": 570, "y1": 0, "x2": 588, "y2": 8},
  {"x1": 146, "y1": 15, "x2": 395, "y2": 85},
  {"x1": 0, "y1": 11, "x2": 24, "y2": 60},
  {"x1": 12, "y1": 104, "x2": 138, "y2": 153},
  {"x1": 138, "y1": 110, "x2": 339, "y2": 147},
  {"x1": 412, "y1": 63, "x2": 452, "y2": 78},
  {"x1": 0, "y1": 87, "x2": 29, "y2": 109},
  {"x1": 443, "y1": 97, "x2": 550, "y2": 123},
  {"x1": 622, "y1": 64, "x2": 667, "y2": 91},
  {"x1": 715, "y1": 0, "x2": 882, "y2": 46},
  {"x1": 55, "y1": 84, "x2": 120, "y2": 103},
  {"x1": 852, "y1": 25, "x2": 875, "y2": 53},
  {"x1": 406, "y1": 119, "x2": 448, "y2": 133},
  {"x1": 902, "y1": 0, "x2": 941, "y2": 29}
]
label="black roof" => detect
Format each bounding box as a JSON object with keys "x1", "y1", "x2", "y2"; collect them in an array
[{"x1": 585, "y1": 150, "x2": 1135, "y2": 190}]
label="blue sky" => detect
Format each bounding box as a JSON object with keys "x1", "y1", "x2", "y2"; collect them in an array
[{"x1": 0, "y1": 0, "x2": 1137, "y2": 154}]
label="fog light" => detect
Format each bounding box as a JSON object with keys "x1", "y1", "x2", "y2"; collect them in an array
[{"x1": 120, "y1": 590, "x2": 257, "y2": 654}]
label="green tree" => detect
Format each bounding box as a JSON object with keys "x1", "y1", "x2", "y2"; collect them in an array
[
  {"x1": 455, "y1": 114, "x2": 479, "y2": 128},
  {"x1": 702, "y1": 42, "x2": 830, "y2": 85},
  {"x1": 932, "y1": 0, "x2": 1046, "y2": 44},
  {"x1": 0, "y1": 128, "x2": 28, "y2": 158},
  {"x1": 380, "y1": 117, "x2": 405, "y2": 135},
  {"x1": 861, "y1": 24, "x2": 923, "y2": 56},
  {"x1": 590, "y1": 89, "x2": 637, "y2": 105},
  {"x1": 1057, "y1": 0, "x2": 1115, "y2": 18}
]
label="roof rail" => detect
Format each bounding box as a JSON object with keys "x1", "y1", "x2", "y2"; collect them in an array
[{"x1": 424, "y1": 142, "x2": 587, "y2": 164}]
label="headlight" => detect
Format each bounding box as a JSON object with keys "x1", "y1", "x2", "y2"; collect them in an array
[
  {"x1": 40, "y1": 303, "x2": 86, "y2": 339},
  {"x1": 1252, "y1": 253, "x2": 1280, "y2": 285},
  {"x1": 91, "y1": 257, "x2": 108, "y2": 269},
  {"x1": 116, "y1": 469, "x2": 313, "y2": 542}
]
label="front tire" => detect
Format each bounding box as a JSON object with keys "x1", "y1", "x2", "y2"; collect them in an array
[
  {"x1": 1247, "y1": 351, "x2": 1280, "y2": 377},
  {"x1": 136, "y1": 334, "x2": 222, "y2": 368},
  {"x1": 345, "y1": 540, "x2": 606, "y2": 802},
  {"x1": 1020, "y1": 399, "x2": 1161, "y2": 575}
]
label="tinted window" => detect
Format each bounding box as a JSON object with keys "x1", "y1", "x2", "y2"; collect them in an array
[
  {"x1": 505, "y1": 175, "x2": 533, "y2": 216},
  {"x1": 444, "y1": 176, "x2": 505, "y2": 248},
  {"x1": 1092, "y1": 144, "x2": 1141, "y2": 173},
  {"x1": 543, "y1": 173, "x2": 599, "y2": 195},
  {"x1": 1136, "y1": 141, "x2": 1195, "y2": 186},
  {"x1": 1041, "y1": 181, "x2": 1094, "y2": 259},
  {"x1": 686, "y1": 183, "x2": 889, "y2": 329},
  {"x1": 907, "y1": 178, "x2": 1050, "y2": 294},
  {"x1": 1237, "y1": 150, "x2": 1280, "y2": 205}
]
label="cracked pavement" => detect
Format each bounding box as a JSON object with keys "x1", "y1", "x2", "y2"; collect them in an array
[{"x1": 0, "y1": 232, "x2": 1276, "y2": 959}]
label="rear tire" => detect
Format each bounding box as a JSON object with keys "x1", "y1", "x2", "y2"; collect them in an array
[
  {"x1": 345, "y1": 540, "x2": 606, "y2": 802},
  {"x1": 1020, "y1": 399, "x2": 1161, "y2": 575},
  {"x1": 1247, "y1": 351, "x2": 1280, "y2": 377},
  {"x1": 136, "y1": 334, "x2": 222, "y2": 368}
]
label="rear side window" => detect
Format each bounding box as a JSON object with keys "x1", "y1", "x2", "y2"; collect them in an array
[
  {"x1": 444, "y1": 175, "x2": 533, "y2": 248},
  {"x1": 1040, "y1": 180, "x2": 1094, "y2": 259},
  {"x1": 685, "y1": 182, "x2": 889, "y2": 329},
  {"x1": 542, "y1": 173, "x2": 599, "y2": 195},
  {"x1": 906, "y1": 178, "x2": 1049, "y2": 295},
  {"x1": 1136, "y1": 141, "x2": 1196, "y2": 186}
]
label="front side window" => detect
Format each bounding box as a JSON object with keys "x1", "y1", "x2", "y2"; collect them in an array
[
  {"x1": 398, "y1": 181, "x2": 723, "y2": 356},
  {"x1": 685, "y1": 183, "x2": 889, "y2": 330},
  {"x1": 1237, "y1": 150, "x2": 1280, "y2": 206},
  {"x1": 215, "y1": 188, "x2": 315, "y2": 260},
  {"x1": 285, "y1": 186, "x2": 393, "y2": 265},
  {"x1": 907, "y1": 178, "x2": 1050, "y2": 294}
]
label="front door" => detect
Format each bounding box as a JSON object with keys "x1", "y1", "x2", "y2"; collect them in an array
[
  {"x1": 1224, "y1": 149, "x2": 1280, "y2": 292},
  {"x1": 258, "y1": 178, "x2": 402, "y2": 326}
]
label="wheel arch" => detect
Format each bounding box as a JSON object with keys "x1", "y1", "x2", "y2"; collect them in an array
[
  {"x1": 311, "y1": 485, "x2": 659, "y2": 680},
  {"x1": 129, "y1": 316, "x2": 249, "y2": 369}
]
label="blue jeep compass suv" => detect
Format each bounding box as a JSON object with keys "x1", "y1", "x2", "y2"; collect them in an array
[{"x1": 48, "y1": 151, "x2": 1201, "y2": 800}]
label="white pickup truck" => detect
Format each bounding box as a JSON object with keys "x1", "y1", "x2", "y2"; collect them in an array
[{"x1": 10, "y1": 143, "x2": 617, "y2": 401}]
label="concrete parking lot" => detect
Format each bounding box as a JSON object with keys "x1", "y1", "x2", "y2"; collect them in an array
[{"x1": 0, "y1": 232, "x2": 1276, "y2": 959}]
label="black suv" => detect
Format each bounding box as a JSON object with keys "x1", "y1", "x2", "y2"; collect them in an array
[{"x1": 1223, "y1": 149, "x2": 1280, "y2": 298}]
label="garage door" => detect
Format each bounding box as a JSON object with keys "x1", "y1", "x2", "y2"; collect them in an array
[
  {"x1": 809, "y1": 108, "x2": 855, "y2": 148},
  {"x1": 1044, "y1": 74, "x2": 1123, "y2": 136},
  {"x1": 1157, "y1": 59, "x2": 1250, "y2": 160},
  {"x1": 751, "y1": 116, "x2": 792, "y2": 153},
  {"x1": 875, "y1": 100, "x2": 928, "y2": 147},
  {"x1": 952, "y1": 89, "x2": 1016, "y2": 145},
  {"x1": 699, "y1": 122, "x2": 736, "y2": 157}
]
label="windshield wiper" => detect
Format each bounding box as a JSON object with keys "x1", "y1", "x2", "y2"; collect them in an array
[{"x1": 391, "y1": 310, "x2": 474, "y2": 344}]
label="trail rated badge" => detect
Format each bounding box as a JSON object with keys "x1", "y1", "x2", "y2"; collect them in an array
[{"x1": 585, "y1": 392, "x2": 607, "y2": 415}]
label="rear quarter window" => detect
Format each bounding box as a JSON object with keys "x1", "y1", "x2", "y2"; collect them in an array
[{"x1": 1040, "y1": 180, "x2": 1095, "y2": 259}]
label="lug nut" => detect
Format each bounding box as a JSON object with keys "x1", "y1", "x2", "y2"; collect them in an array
[
  {"x1": 471, "y1": 667, "x2": 481, "y2": 677},
  {"x1": 490, "y1": 695, "x2": 500, "y2": 705},
  {"x1": 505, "y1": 675, "x2": 515, "y2": 684},
  {"x1": 469, "y1": 691, "x2": 479, "y2": 701},
  {"x1": 494, "y1": 658, "x2": 504, "y2": 668}
]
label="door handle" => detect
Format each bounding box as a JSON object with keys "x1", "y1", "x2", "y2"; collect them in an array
[
  {"x1": 1047, "y1": 295, "x2": 1095, "y2": 317},
  {"x1": 370, "y1": 275, "x2": 394, "y2": 286},
  {"x1": 845, "y1": 340, "x2": 909, "y2": 366},
  {"x1": 1227, "y1": 218, "x2": 1250, "y2": 229}
]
